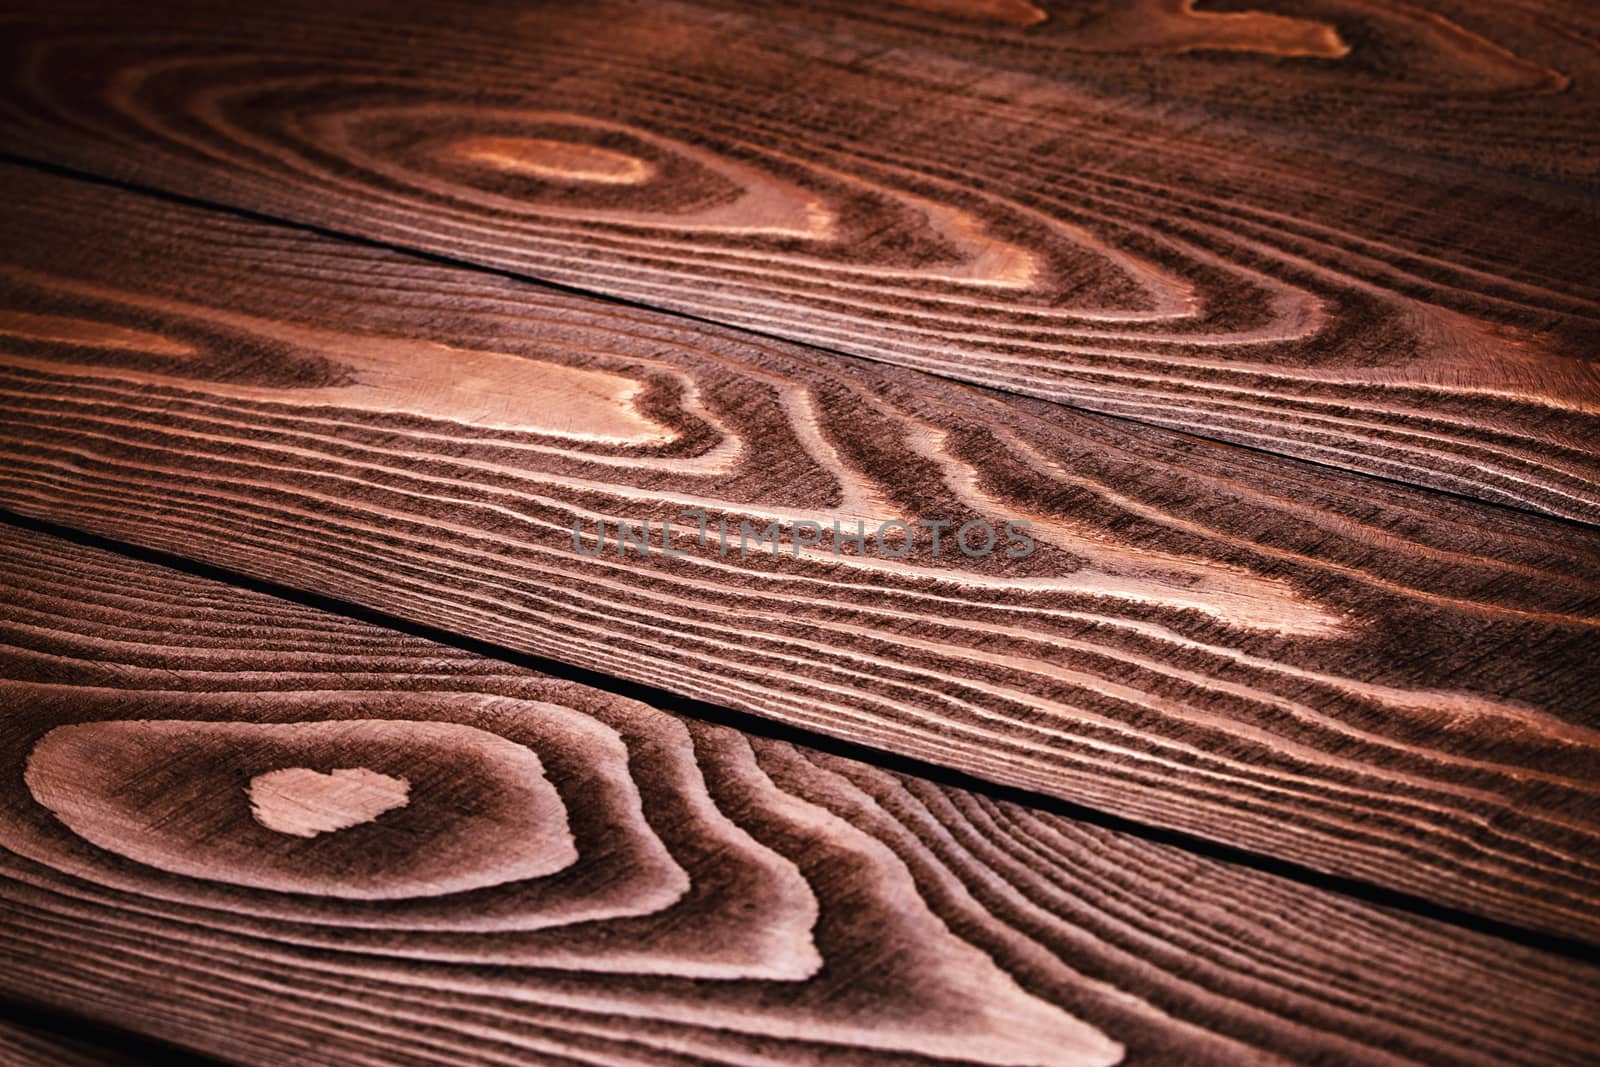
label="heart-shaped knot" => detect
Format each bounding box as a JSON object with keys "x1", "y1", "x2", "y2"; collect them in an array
[{"x1": 247, "y1": 767, "x2": 410, "y2": 838}]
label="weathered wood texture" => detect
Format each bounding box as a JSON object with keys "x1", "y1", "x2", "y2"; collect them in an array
[
  {"x1": 1, "y1": 166, "x2": 1598, "y2": 944},
  {"x1": 1, "y1": 0, "x2": 1596, "y2": 519},
  {"x1": 698, "y1": 0, "x2": 1600, "y2": 185},
  {"x1": 2, "y1": 520, "x2": 1598, "y2": 1067}
]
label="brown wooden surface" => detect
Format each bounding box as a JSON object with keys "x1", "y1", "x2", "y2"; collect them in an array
[
  {"x1": 2, "y1": 0, "x2": 1596, "y2": 519},
  {"x1": 0, "y1": 2, "x2": 1596, "y2": 1060},
  {"x1": 2, "y1": 519, "x2": 1597, "y2": 1067},
  {"x1": 1, "y1": 164, "x2": 1598, "y2": 946}
]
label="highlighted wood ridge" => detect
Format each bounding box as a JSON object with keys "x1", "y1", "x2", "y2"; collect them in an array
[
  {"x1": 886, "y1": 0, "x2": 1350, "y2": 57},
  {"x1": 887, "y1": 0, "x2": 1050, "y2": 27},
  {"x1": 0, "y1": 301, "x2": 676, "y2": 444},
  {"x1": 0, "y1": 0, "x2": 1594, "y2": 517},
  {"x1": 247, "y1": 766, "x2": 411, "y2": 839},
  {"x1": 446, "y1": 135, "x2": 659, "y2": 186},
  {"x1": 1068, "y1": 0, "x2": 1350, "y2": 57},
  {"x1": 1, "y1": 167, "x2": 1598, "y2": 944},
  {"x1": 2, "y1": 522, "x2": 1598, "y2": 1064}
]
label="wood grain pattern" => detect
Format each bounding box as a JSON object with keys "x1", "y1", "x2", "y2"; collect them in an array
[
  {"x1": 1, "y1": 0, "x2": 1596, "y2": 518},
  {"x1": 705, "y1": 0, "x2": 1597, "y2": 180},
  {"x1": 0, "y1": 165, "x2": 1597, "y2": 945},
  {"x1": 2, "y1": 520, "x2": 1598, "y2": 1066}
]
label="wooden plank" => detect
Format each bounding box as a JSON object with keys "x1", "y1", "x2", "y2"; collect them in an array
[
  {"x1": 687, "y1": 0, "x2": 1600, "y2": 186},
  {"x1": 2, "y1": 519, "x2": 1597, "y2": 1066},
  {"x1": 0, "y1": 165, "x2": 1597, "y2": 944},
  {"x1": 1, "y1": 0, "x2": 1596, "y2": 519}
]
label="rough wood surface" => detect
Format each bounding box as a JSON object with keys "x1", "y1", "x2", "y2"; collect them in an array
[
  {"x1": 1, "y1": 0, "x2": 1596, "y2": 519},
  {"x1": 1, "y1": 165, "x2": 1598, "y2": 944},
  {"x1": 2, "y1": 520, "x2": 1597, "y2": 1067},
  {"x1": 698, "y1": 0, "x2": 1600, "y2": 185}
]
